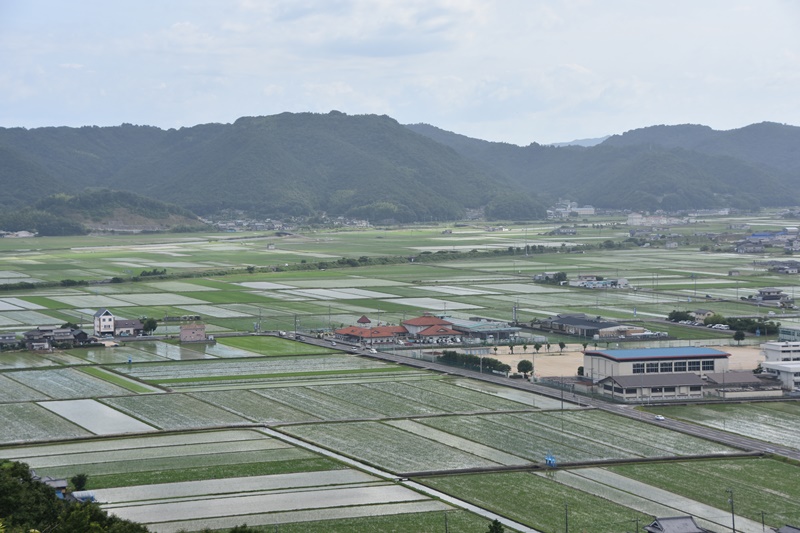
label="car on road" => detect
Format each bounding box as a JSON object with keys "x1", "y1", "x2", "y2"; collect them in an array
[
  {"x1": 368, "y1": 348, "x2": 377, "y2": 354},
  {"x1": 329, "y1": 341, "x2": 336, "y2": 346},
  {"x1": 654, "y1": 415, "x2": 666, "y2": 421}
]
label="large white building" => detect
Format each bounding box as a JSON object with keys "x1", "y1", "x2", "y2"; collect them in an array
[
  {"x1": 584, "y1": 347, "x2": 732, "y2": 402},
  {"x1": 583, "y1": 347, "x2": 730, "y2": 383},
  {"x1": 761, "y1": 340, "x2": 800, "y2": 390}
]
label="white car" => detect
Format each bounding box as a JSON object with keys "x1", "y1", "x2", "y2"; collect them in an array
[
  {"x1": 368, "y1": 348, "x2": 377, "y2": 354},
  {"x1": 329, "y1": 341, "x2": 337, "y2": 346},
  {"x1": 654, "y1": 415, "x2": 666, "y2": 421}
]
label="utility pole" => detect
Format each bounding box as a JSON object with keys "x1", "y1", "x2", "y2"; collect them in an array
[{"x1": 727, "y1": 488, "x2": 736, "y2": 533}]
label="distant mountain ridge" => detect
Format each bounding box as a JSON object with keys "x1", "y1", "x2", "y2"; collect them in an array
[
  {"x1": 407, "y1": 121, "x2": 800, "y2": 211},
  {"x1": 0, "y1": 113, "x2": 523, "y2": 222},
  {"x1": 0, "y1": 114, "x2": 797, "y2": 221}
]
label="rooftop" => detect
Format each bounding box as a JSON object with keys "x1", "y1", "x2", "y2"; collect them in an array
[{"x1": 585, "y1": 347, "x2": 730, "y2": 361}]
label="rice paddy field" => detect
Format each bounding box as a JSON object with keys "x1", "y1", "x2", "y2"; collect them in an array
[
  {"x1": 0, "y1": 214, "x2": 798, "y2": 341},
  {"x1": 647, "y1": 401, "x2": 800, "y2": 450},
  {"x1": 2, "y1": 215, "x2": 800, "y2": 531}
]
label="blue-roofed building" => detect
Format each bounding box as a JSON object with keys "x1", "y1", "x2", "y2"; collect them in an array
[{"x1": 584, "y1": 347, "x2": 730, "y2": 384}]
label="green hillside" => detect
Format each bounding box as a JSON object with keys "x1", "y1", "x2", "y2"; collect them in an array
[
  {"x1": 407, "y1": 122, "x2": 799, "y2": 210},
  {"x1": 0, "y1": 113, "x2": 515, "y2": 222},
  {"x1": 0, "y1": 190, "x2": 206, "y2": 236},
  {"x1": 1, "y1": 114, "x2": 797, "y2": 219}
]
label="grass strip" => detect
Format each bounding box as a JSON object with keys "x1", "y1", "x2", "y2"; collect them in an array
[
  {"x1": 79, "y1": 367, "x2": 156, "y2": 393},
  {"x1": 85, "y1": 457, "x2": 344, "y2": 489}
]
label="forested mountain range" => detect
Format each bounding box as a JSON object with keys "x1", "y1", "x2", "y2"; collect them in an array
[
  {"x1": 407, "y1": 121, "x2": 799, "y2": 212},
  {"x1": 0, "y1": 112, "x2": 797, "y2": 223}
]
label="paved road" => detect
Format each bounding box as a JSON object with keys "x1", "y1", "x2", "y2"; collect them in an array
[{"x1": 296, "y1": 333, "x2": 800, "y2": 461}]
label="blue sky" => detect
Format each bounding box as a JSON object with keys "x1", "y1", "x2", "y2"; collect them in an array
[{"x1": 1, "y1": 0, "x2": 798, "y2": 145}]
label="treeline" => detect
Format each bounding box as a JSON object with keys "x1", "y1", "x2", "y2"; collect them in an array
[
  {"x1": 0, "y1": 208, "x2": 88, "y2": 236},
  {"x1": 437, "y1": 350, "x2": 512, "y2": 374},
  {"x1": 0, "y1": 460, "x2": 147, "y2": 532},
  {"x1": 0, "y1": 190, "x2": 205, "y2": 236},
  {"x1": 35, "y1": 190, "x2": 200, "y2": 221}
]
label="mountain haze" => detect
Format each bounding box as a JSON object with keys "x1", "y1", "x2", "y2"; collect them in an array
[
  {"x1": 0, "y1": 113, "x2": 511, "y2": 222},
  {"x1": 0, "y1": 113, "x2": 797, "y2": 221}
]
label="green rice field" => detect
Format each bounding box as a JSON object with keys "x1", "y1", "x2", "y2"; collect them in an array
[{"x1": 2, "y1": 214, "x2": 800, "y2": 531}]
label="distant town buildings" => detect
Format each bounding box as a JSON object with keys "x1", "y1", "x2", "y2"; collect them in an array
[
  {"x1": 333, "y1": 314, "x2": 520, "y2": 346},
  {"x1": 548, "y1": 200, "x2": 595, "y2": 219}
]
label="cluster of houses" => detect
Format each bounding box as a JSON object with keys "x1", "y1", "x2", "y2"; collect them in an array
[
  {"x1": 547, "y1": 200, "x2": 595, "y2": 219},
  {"x1": 0, "y1": 308, "x2": 210, "y2": 351},
  {"x1": 207, "y1": 215, "x2": 370, "y2": 233},
  {"x1": 333, "y1": 314, "x2": 520, "y2": 346},
  {"x1": 736, "y1": 227, "x2": 800, "y2": 254},
  {"x1": 753, "y1": 259, "x2": 800, "y2": 275}
]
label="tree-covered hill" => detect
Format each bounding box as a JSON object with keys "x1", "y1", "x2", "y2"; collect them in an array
[
  {"x1": 407, "y1": 122, "x2": 799, "y2": 211},
  {"x1": 0, "y1": 113, "x2": 522, "y2": 222},
  {"x1": 601, "y1": 121, "x2": 800, "y2": 174},
  {"x1": 1, "y1": 114, "x2": 797, "y2": 219},
  {"x1": 0, "y1": 190, "x2": 206, "y2": 236}
]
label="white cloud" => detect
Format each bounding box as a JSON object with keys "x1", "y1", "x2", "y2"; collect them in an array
[{"x1": 0, "y1": 0, "x2": 798, "y2": 143}]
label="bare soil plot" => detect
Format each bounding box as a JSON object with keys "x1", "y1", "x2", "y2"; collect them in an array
[{"x1": 38, "y1": 399, "x2": 157, "y2": 435}]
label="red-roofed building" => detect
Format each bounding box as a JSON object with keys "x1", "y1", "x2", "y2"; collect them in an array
[
  {"x1": 402, "y1": 315, "x2": 452, "y2": 336},
  {"x1": 334, "y1": 325, "x2": 407, "y2": 345},
  {"x1": 417, "y1": 325, "x2": 460, "y2": 343}
]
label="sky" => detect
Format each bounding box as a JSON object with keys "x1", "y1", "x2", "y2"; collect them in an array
[{"x1": 1, "y1": 0, "x2": 799, "y2": 145}]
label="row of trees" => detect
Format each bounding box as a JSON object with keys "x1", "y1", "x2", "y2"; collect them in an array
[{"x1": 437, "y1": 350, "x2": 511, "y2": 374}]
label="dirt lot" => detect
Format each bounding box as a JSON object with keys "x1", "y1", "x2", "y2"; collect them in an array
[{"x1": 489, "y1": 343, "x2": 765, "y2": 378}]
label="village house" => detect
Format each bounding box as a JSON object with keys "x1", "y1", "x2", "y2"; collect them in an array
[
  {"x1": 93, "y1": 308, "x2": 143, "y2": 337},
  {"x1": 179, "y1": 322, "x2": 211, "y2": 343}
]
